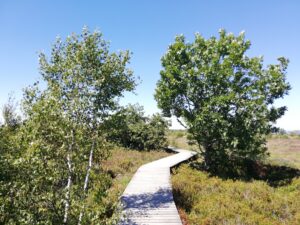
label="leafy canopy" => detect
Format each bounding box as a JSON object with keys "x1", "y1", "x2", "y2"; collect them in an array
[
  {"x1": 37, "y1": 26, "x2": 136, "y2": 123},
  {"x1": 155, "y1": 29, "x2": 290, "y2": 174},
  {"x1": 0, "y1": 27, "x2": 136, "y2": 224},
  {"x1": 106, "y1": 104, "x2": 169, "y2": 150}
]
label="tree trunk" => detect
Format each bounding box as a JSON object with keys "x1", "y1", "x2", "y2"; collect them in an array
[
  {"x1": 78, "y1": 139, "x2": 95, "y2": 225},
  {"x1": 203, "y1": 143, "x2": 215, "y2": 170},
  {"x1": 63, "y1": 129, "x2": 74, "y2": 224}
]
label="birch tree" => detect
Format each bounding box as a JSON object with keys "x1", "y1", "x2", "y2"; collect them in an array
[{"x1": 19, "y1": 27, "x2": 136, "y2": 224}]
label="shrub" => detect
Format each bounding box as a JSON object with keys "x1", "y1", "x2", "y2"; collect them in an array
[
  {"x1": 105, "y1": 104, "x2": 169, "y2": 150},
  {"x1": 172, "y1": 164, "x2": 300, "y2": 225}
]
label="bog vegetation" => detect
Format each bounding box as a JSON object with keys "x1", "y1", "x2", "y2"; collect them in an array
[
  {"x1": 172, "y1": 164, "x2": 300, "y2": 225},
  {"x1": 169, "y1": 130, "x2": 300, "y2": 225},
  {"x1": 1, "y1": 27, "x2": 299, "y2": 225}
]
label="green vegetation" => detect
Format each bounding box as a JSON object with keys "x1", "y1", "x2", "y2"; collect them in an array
[
  {"x1": 155, "y1": 30, "x2": 290, "y2": 175},
  {"x1": 167, "y1": 130, "x2": 197, "y2": 151},
  {"x1": 1, "y1": 26, "x2": 299, "y2": 225},
  {"x1": 106, "y1": 104, "x2": 169, "y2": 150},
  {"x1": 23, "y1": 27, "x2": 135, "y2": 224},
  {"x1": 172, "y1": 164, "x2": 300, "y2": 225},
  {"x1": 169, "y1": 130, "x2": 300, "y2": 169},
  {"x1": 169, "y1": 131, "x2": 300, "y2": 224},
  {"x1": 0, "y1": 28, "x2": 169, "y2": 224},
  {"x1": 167, "y1": 130, "x2": 190, "y2": 149}
]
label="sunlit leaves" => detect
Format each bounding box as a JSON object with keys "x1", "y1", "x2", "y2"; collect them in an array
[
  {"x1": 105, "y1": 104, "x2": 169, "y2": 150},
  {"x1": 155, "y1": 29, "x2": 290, "y2": 175},
  {"x1": 1, "y1": 27, "x2": 136, "y2": 224}
]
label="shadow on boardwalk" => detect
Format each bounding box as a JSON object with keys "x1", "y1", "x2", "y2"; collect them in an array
[
  {"x1": 121, "y1": 188, "x2": 173, "y2": 209},
  {"x1": 120, "y1": 188, "x2": 175, "y2": 224},
  {"x1": 118, "y1": 148, "x2": 195, "y2": 225}
]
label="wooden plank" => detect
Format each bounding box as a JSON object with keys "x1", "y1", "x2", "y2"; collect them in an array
[{"x1": 119, "y1": 147, "x2": 196, "y2": 225}]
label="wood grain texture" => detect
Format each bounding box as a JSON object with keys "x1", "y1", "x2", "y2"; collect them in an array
[{"x1": 119, "y1": 147, "x2": 196, "y2": 225}]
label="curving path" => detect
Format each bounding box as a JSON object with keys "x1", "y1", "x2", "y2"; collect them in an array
[{"x1": 119, "y1": 147, "x2": 197, "y2": 225}]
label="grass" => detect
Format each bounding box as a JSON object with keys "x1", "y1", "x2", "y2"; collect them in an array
[
  {"x1": 168, "y1": 130, "x2": 300, "y2": 225},
  {"x1": 100, "y1": 147, "x2": 171, "y2": 223},
  {"x1": 167, "y1": 130, "x2": 198, "y2": 151},
  {"x1": 267, "y1": 137, "x2": 300, "y2": 169},
  {"x1": 168, "y1": 130, "x2": 300, "y2": 169}
]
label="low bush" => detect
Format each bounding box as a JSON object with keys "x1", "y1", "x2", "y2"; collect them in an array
[{"x1": 172, "y1": 164, "x2": 300, "y2": 225}]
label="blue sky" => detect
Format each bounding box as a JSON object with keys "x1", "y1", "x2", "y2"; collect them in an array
[{"x1": 0, "y1": 0, "x2": 299, "y2": 130}]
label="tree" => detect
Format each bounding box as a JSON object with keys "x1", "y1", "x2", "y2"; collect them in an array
[
  {"x1": 106, "y1": 104, "x2": 169, "y2": 150},
  {"x1": 155, "y1": 30, "x2": 291, "y2": 175},
  {"x1": 0, "y1": 27, "x2": 136, "y2": 224},
  {"x1": 0, "y1": 97, "x2": 23, "y2": 224},
  {"x1": 36, "y1": 27, "x2": 135, "y2": 224},
  {"x1": 2, "y1": 95, "x2": 21, "y2": 127}
]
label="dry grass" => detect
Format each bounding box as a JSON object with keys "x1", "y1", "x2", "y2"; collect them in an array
[
  {"x1": 103, "y1": 147, "x2": 170, "y2": 172},
  {"x1": 168, "y1": 130, "x2": 300, "y2": 169},
  {"x1": 167, "y1": 130, "x2": 198, "y2": 151},
  {"x1": 267, "y1": 137, "x2": 300, "y2": 169}
]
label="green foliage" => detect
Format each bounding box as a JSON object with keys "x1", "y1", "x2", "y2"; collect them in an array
[
  {"x1": 2, "y1": 95, "x2": 21, "y2": 128},
  {"x1": 0, "y1": 99, "x2": 24, "y2": 224},
  {"x1": 0, "y1": 27, "x2": 136, "y2": 224},
  {"x1": 106, "y1": 104, "x2": 169, "y2": 150},
  {"x1": 155, "y1": 29, "x2": 291, "y2": 174},
  {"x1": 172, "y1": 164, "x2": 300, "y2": 225}
]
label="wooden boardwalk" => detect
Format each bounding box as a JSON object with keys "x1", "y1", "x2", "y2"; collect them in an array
[{"x1": 119, "y1": 147, "x2": 196, "y2": 225}]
